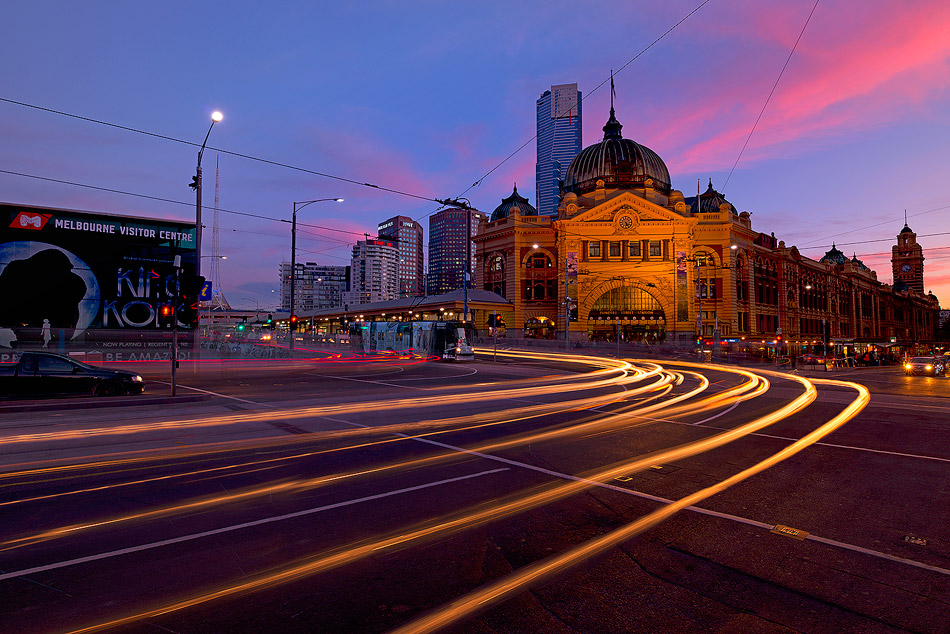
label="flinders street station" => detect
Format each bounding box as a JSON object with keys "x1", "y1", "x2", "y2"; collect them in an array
[{"x1": 474, "y1": 104, "x2": 940, "y2": 350}]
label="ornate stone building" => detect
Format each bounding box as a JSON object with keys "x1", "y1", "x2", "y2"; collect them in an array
[{"x1": 474, "y1": 105, "x2": 940, "y2": 348}]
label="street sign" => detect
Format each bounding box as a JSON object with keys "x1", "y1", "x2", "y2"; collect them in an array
[{"x1": 199, "y1": 281, "x2": 212, "y2": 301}]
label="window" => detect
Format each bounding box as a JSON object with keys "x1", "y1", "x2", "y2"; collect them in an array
[
  {"x1": 588, "y1": 242, "x2": 601, "y2": 258},
  {"x1": 488, "y1": 255, "x2": 504, "y2": 271},
  {"x1": 649, "y1": 241, "x2": 661, "y2": 257},
  {"x1": 609, "y1": 241, "x2": 621, "y2": 258},
  {"x1": 628, "y1": 241, "x2": 641, "y2": 258},
  {"x1": 526, "y1": 253, "x2": 552, "y2": 268}
]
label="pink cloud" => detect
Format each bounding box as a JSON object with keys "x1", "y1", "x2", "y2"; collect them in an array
[{"x1": 652, "y1": 1, "x2": 950, "y2": 173}]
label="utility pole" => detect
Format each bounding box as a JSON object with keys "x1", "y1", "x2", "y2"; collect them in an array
[{"x1": 435, "y1": 197, "x2": 478, "y2": 326}]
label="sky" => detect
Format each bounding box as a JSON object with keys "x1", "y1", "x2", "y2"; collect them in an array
[{"x1": 2, "y1": 0, "x2": 949, "y2": 310}]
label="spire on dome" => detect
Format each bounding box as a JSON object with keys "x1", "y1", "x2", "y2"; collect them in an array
[{"x1": 602, "y1": 71, "x2": 623, "y2": 140}]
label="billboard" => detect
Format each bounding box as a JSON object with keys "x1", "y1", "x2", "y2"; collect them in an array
[{"x1": 0, "y1": 202, "x2": 197, "y2": 350}]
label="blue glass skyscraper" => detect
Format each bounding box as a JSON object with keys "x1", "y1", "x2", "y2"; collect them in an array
[{"x1": 536, "y1": 83, "x2": 582, "y2": 216}]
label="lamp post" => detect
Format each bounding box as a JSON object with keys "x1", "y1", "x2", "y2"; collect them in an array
[
  {"x1": 191, "y1": 111, "x2": 223, "y2": 279},
  {"x1": 289, "y1": 198, "x2": 344, "y2": 353},
  {"x1": 188, "y1": 111, "x2": 222, "y2": 363}
]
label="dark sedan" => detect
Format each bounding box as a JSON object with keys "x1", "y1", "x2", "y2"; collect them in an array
[{"x1": 0, "y1": 351, "x2": 146, "y2": 397}]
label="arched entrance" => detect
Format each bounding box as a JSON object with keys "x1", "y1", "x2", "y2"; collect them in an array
[
  {"x1": 525, "y1": 316, "x2": 556, "y2": 339},
  {"x1": 587, "y1": 285, "x2": 666, "y2": 343}
]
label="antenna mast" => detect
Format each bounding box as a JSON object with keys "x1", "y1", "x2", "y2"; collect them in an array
[{"x1": 209, "y1": 155, "x2": 230, "y2": 310}]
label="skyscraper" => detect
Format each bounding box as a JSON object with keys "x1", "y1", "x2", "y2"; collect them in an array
[
  {"x1": 377, "y1": 215, "x2": 424, "y2": 297},
  {"x1": 426, "y1": 208, "x2": 485, "y2": 296},
  {"x1": 536, "y1": 83, "x2": 582, "y2": 216},
  {"x1": 280, "y1": 262, "x2": 349, "y2": 312},
  {"x1": 344, "y1": 238, "x2": 399, "y2": 305}
]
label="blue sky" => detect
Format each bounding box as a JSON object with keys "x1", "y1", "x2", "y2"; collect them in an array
[{"x1": 3, "y1": 0, "x2": 949, "y2": 308}]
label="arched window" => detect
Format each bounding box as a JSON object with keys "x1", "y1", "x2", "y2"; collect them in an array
[
  {"x1": 525, "y1": 253, "x2": 553, "y2": 268},
  {"x1": 484, "y1": 253, "x2": 506, "y2": 297}
]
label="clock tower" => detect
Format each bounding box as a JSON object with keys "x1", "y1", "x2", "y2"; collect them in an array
[{"x1": 892, "y1": 223, "x2": 924, "y2": 294}]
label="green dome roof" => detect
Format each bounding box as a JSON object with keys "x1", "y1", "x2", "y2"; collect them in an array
[
  {"x1": 490, "y1": 185, "x2": 537, "y2": 222},
  {"x1": 562, "y1": 108, "x2": 671, "y2": 196},
  {"x1": 820, "y1": 243, "x2": 848, "y2": 265}
]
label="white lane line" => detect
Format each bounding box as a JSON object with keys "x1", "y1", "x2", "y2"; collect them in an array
[
  {"x1": 326, "y1": 417, "x2": 950, "y2": 577},
  {"x1": 689, "y1": 399, "x2": 741, "y2": 425},
  {"x1": 388, "y1": 368, "x2": 480, "y2": 381},
  {"x1": 309, "y1": 373, "x2": 429, "y2": 391},
  {"x1": 151, "y1": 381, "x2": 272, "y2": 407},
  {"x1": 0, "y1": 467, "x2": 508, "y2": 582}
]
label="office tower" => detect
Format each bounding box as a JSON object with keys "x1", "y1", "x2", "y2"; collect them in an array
[
  {"x1": 343, "y1": 238, "x2": 399, "y2": 305},
  {"x1": 536, "y1": 83, "x2": 582, "y2": 216},
  {"x1": 280, "y1": 263, "x2": 350, "y2": 312},
  {"x1": 426, "y1": 207, "x2": 486, "y2": 295},
  {"x1": 377, "y1": 215, "x2": 424, "y2": 297}
]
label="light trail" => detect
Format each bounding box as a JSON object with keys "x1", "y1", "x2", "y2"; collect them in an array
[
  {"x1": 387, "y1": 378, "x2": 869, "y2": 634},
  {"x1": 0, "y1": 353, "x2": 640, "y2": 447},
  {"x1": 49, "y1": 362, "x2": 810, "y2": 634},
  {"x1": 1, "y1": 363, "x2": 680, "y2": 548}
]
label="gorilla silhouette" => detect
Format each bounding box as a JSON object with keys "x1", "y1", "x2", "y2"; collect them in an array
[{"x1": 0, "y1": 249, "x2": 88, "y2": 339}]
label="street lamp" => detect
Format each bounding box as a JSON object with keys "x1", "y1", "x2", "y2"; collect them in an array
[
  {"x1": 289, "y1": 197, "x2": 344, "y2": 352},
  {"x1": 191, "y1": 111, "x2": 223, "y2": 279}
]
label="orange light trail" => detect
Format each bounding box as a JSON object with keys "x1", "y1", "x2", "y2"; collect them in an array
[{"x1": 51, "y1": 361, "x2": 827, "y2": 634}]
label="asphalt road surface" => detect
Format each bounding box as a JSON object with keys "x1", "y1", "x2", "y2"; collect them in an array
[{"x1": 0, "y1": 350, "x2": 947, "y2": 634}]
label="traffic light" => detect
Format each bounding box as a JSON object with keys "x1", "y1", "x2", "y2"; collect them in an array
[
  {"x1": 290, "y1": 315, "x2": 298, "y2": 327},
  {"x1": 696, "y1": 334, "x2": 703, "y2": 346},
  {"x1": 189, "y1": 174, "x2": 199, "y2": 191},
  {"x1": 267, "y1": 314, "x2": 273, "y2": 324},
  {"x1": 177, "y1": 273, "x2": 206, "y2": 328},
  {"x1": 237, "y1": 317, "x2": 246, "y2": 332}
]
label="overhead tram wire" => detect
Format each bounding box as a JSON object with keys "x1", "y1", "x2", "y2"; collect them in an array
[
  {"x1": 0, "y1": 97, "x2": 440, "y2": 205},
  {"x1": 411, "y1": 0, "x2": 714, "y2": 225},
  {"x1": 793, "y1": 202, "x2": 950, "y2": 248},
  {"x1": 0, "y1": 167, "x2": 370, "y2": 239},
  {"x1": 721, "y1": 0, "x2": 821, "y2": 193},
  {"x1": 0, "y1": 2, "x2": 713, "y2": 233}
]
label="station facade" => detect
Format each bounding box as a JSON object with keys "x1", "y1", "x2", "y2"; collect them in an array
[{"x1": 474, "y1": 106, "x2": 940, "y2": 350}]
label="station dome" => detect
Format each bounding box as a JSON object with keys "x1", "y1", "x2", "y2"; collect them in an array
[
  {"x1": 688, "y1": 180, "x2": 737, "y2": 215},
  {"x1": 562, "y1": 107, "x2": 671, "y2": 195},
  {"x1": 820, "y1": 243, "x2": 849, "y2": 265},
  {"x1": 490, "y1": 184, "x2": 538, "y2": 222}
]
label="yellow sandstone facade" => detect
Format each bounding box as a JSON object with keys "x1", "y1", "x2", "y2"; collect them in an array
[{"x1": 475, "y1": 106, "x2": 939, "y2": 349}]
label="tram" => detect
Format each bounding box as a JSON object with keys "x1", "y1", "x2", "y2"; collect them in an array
[{"x1": 348, "y1": 320, "x2": 475, "y2": 361}]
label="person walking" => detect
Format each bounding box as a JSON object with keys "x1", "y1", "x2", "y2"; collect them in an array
[{"x1": 41, "y1": 318, "x2": 52, "y2": 348}]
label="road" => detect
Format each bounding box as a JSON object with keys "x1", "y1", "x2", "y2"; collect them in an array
[{"x1": 0, "y1": 350, "x2": 947, "y2": 634}]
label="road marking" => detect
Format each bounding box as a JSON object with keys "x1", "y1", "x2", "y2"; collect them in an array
[
  {"x1": 151, "y1": 381, "x2": 271, "y2": 407},
  {"x1": 0, "y1": 467, "x2": 508, "y2": 582},
  {"x1": 310, "y1": 373, "x2": 429, "y2": 391},
  {"x1": 689, "y1": 399, "x2": 740, "y2": 425},
  {"x1": 388, "y1": 368, "x2": 479, "y2": 381},
  {"x1": 771, "y1": 524, "x2": 809, "y2": 540},
  {"x1": 326, "y1": 416, "x2": 950, "y2": 579}
]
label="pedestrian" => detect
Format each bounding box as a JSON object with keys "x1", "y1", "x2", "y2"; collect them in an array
[{"x1": 41, "y1": 318, "x2": 52, "y2": 348}]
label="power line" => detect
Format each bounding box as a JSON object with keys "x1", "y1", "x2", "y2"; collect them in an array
[
  {"x1": 0, "y1": 96, "x2": 440, "y2": 204},
  {"x1": 412, "y1": 0, "x2": 714, "y2": 224},
  {"x1": 0, "y1": 167, "x2": 369, "y2": 239},
  {"x1": 795, "y1": 203, "x2": 950, "y2": 247},
  {"x1": 722, "y1": 0, "x2": 820, "y2": 192}
]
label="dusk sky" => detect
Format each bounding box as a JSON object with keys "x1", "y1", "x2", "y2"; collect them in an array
[{"x1": 3, "y1": 0, "x2": 949, "y2": 310}]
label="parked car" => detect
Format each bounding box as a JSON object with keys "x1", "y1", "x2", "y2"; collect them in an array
[
  {"x1": 903, "y1": 356, "x2": 946, "y2": 376},
  {"x1": 0, "y1": 352, "x2": 146, "y2": 397}
]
